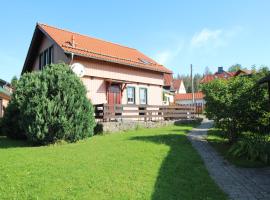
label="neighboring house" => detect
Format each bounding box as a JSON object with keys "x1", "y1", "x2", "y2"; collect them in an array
[
  {"x1": 163, "y1": 74, "x2": 175, "y2": 105},
  {"x1": 173, "y1": 79, "x2": 186, "y2": 94},
  {"x1": 200, "y1": 67, "x2": 252, "y2": 83},
  {"x1": 22, "y1": 23, "x2": 172, "y2": 107},
  {"x1": 0, "y1": 79, "x2": 11, "y2": 117},
  {"x1": 175, "y1": 92, "x2": 205, "y2": 105},
  {"x1": 162, "y1": 74, "x2": 187, "y2": 105}
]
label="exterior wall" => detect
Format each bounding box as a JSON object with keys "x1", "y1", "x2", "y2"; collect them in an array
[
  {"x1": 176, "y1": 99, "x2": 205, "y2": 105},
  {"x1": 81, "y1": 77, "x2": 163, "y2": 106},
  {"x1": 0, "y1": 97, "x2": 9, "y2": 117},
  {"x1": 32, "y1": 35, "x2": 69, "y2": 71},
  {"x1": 163, "y1": 92, "x2": 174, "y2": 105},
  {"x1": 72, "y1": 57, "x2": 163, "y2": 86},
  {"x1": 178, "y1": 81, "x2": 186, "y2": 94},
  {"x1": 73, "y1": 57, "x2": 164, "y2": 105},
  {"x1": 81, "y1": 77, "x2": 107, "y2": 105},
  {"x1": 121, "y1": 84, "x2": 162, "y2": 105}
]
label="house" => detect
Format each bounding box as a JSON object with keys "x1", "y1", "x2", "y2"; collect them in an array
[
  {"x1": 163, "y1": 74, "x2": 175, "y2": 105},
  {"x1": 22, "y1": 23, "x2": 172, "y2": 108},
  {"x1": 200, "y1": 67, "x2": 252, "y2": 83},
  {"x1": 0, "y1": 79, "x2": 11, "y2": 117},
  {"x1": 175, "y1": 92, "x2": 204, "y2": 105},
  {"x1": 162, "y1": 74, "x2": 186, "y2": 105}
]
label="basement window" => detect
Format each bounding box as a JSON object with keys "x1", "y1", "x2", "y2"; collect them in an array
[{"x1": 39, "y1": 45, "x2": 54, "y2": 70}]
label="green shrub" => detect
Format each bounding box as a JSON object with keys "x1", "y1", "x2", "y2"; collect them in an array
[
  {"x1": 1, "y1": 101, "x2": 26, "y2": 139},
  {"x1": 3, "y1": 63, "x2": 95, "y2": 144},
  {"x1": 202, "y1": 68, "x2": 270, "y2": 143},
  {"x1": 228, "y1": 133, "x2": 270, "y2": 163}
]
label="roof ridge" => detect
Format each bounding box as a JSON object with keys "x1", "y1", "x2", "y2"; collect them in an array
[{"x1": 37, "y1": 22, "x2": 137, "y2": 51}]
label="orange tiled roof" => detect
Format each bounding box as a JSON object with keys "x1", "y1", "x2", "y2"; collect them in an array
[
  {"x1": 173, "y1": 79, "x2": 181, "y2": 90},
  {"x1": 200, "y1": 72, "x2": 232, "y2": 83},
  {"x1": 164, "y1": 73, "x2": 173, "y2": 86},
  {"x1": 38, "y1": 23, "x2": 172, "y2": 74},
  {"x1": 175, "y1": 92, "x2": 204, "y2": 100}
]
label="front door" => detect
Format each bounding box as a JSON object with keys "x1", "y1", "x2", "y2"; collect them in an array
[
  {"x1": 107, "y1": 84, "x2": 122, "y2": 116},
  {"x1": 108, "y1": 84, "x2": 121, "y2": 106}
]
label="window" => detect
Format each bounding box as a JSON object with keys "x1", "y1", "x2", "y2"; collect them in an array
[
  {"x1": 127, "y1": 87, "x2": 135, "y2": 104},
  {"x1": 138, "y1": 58, "x2": 151, "y2": 65},
  {"x1": 139, "y1": 88, "x2": 147, "y2": 105},
  {"x1": 39, "y1": 45, "x2": 54, "y2": 70}
]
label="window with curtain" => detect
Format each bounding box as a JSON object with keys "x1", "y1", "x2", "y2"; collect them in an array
[
  {"x1": 127, "y1": 87, "x2": 135, "y2": 104},
  {"x1": 139, "y1": 88, "x2": 147, "y2": 105}
]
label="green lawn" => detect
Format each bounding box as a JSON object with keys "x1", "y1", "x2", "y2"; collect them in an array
[
  {"x1": 207, "y1": 129, "x2": 269, "y2": 168},
  {"x1": 0, "y1": 124, "x2": 227, "y2": 200}
]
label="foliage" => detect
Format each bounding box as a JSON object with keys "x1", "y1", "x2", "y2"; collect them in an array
[
  {"x1": 2, "y1": 63, "x2": 95, "y2": 144},
  {"x1": 10, "y1": 75, "x2": 18, "y2": 88},
  {"x1": 176, "y1": 73, "x2": 203, "y2": 93},
  {"x1": 1, "y1": 101, "x2": 26, "y2": 139},
  {"x1": 207, "y1": 128, "x2": 269, "y2": 167},
  {"x1": 228, "y1": 63, "x2": 243, "y2": 72},
  {"x1": 0, "y1": 124, "x2": 227, "y2": 199},
  {"x1": 202, "y1": 69, "x2": 270, "y2": 143},
  {"x1": 228, "y1": 133, "x2": 270, "y2": 163}
]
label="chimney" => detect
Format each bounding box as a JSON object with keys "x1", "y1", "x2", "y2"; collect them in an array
[{"x1": 217, "y1": 67, "x2": 224, "y2": 74}]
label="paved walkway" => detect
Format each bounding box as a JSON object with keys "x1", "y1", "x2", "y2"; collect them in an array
[{"x1": 187, "y1": 119, "x2": 270, "y2": 200}]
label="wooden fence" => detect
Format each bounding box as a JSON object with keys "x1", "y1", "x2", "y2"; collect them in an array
[{"x1": 94, "y1": 104, "x2": 202, "y2": 121}]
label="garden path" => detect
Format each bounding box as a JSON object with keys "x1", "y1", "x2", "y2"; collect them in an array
[{"x1": 188, "y1": 119, "x2": 270, "y2": 200}]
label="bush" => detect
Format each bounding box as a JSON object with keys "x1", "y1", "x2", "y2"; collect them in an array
[
  {"x1": 228, "y1": 133, "x2": 270, "y2": 163},
  {"x1": 201, "y1": 69, "x2": 270, "y2": 143},
  {"x1": 3, "y1": 63, "x2": 95, "y2": 144}
]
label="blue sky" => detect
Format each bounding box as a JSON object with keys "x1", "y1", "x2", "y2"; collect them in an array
[{"x1": 0, "y1": 0, "x2": 270, "y2": 81}]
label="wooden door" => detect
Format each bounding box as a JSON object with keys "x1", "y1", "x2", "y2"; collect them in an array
[
  {"x1": 108, "y1": 84, "x2": 121, "y2": 106},
  {"x1": 107, "y1": 84, "x2": 121, "y2": 116}
]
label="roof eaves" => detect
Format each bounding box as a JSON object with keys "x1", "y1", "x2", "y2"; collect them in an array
[{"x1": 64, "y1": 50, "x2": 172, "y2": 74}]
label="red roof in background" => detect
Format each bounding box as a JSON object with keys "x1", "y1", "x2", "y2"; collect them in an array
[
  {"x1": 200, "y1": 72, "x2": 232, "y2": 83},
  {"x1": 175, "y1": 92, "x2": 204, "y2": 100},
  {"x1": 173, "y1": 79, "x2": 181, "y2": 90},
  {"x1": 200, "y1": 69, "x2": 253, "y2": 84},
  {"x1": 38, "y1": 23, "x2": 172, "y2": 74},
  {"x1": 164, "y1": 73, "x2": 173, "y2": 86}
]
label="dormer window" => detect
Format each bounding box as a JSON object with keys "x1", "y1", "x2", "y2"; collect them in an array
[{"x1": 39, "y1": 45, "x2": 54, "y2": 70}]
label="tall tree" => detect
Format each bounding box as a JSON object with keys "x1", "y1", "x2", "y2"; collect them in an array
[
  {"x1": 228, "y1": 64, "x2": 242, "y2": 72},
  {"x1": 204, "y1": 66, "x2": 212, "y2": 75}
]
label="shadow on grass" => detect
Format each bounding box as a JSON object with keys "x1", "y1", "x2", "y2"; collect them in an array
[
  {"x1": 0, "y1": 136, "x2": 31, "y2": 149},
  {"x1": 130, "y1": 132, "x2": 226, "y2": 199}
]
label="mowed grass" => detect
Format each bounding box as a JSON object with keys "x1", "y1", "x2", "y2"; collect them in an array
[{"x1": 0, "y1": 124, "x2": 227, "y2": 200}]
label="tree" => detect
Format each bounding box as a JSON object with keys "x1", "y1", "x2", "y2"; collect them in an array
[
  {"x1": 201, "y1": 69, "x2": 270, "y2": 143},
  {"x1": 10, "y1": 76, "x2": 18, "y2": 87},
  {"x1": 176, "y1": 73, "x2": 202, "y2": 93},
  {"x1": 204, "y1": 66, "x2": 212, "y2": 75},
  {"x1": 228, "y1": 64, "x2": 242, "y2": 72},
  {"x1": 2, "y1": 63, "x2": 95, "y2": 144}
]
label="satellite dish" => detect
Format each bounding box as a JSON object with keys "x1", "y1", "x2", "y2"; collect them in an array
[{"x1": 70, "y1": 63, "x2": 85, "y2": 77}]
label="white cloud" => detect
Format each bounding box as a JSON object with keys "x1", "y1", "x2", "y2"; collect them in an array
[
  {"x1": 190, "y1": 27, "x2": 242, "y2": 49},
  {"x1": 154, "y1": 51, "x2": 172, "y2": 65},
  {"x1": 191, "y1": 28, "x2": 223, "y2": 48}
]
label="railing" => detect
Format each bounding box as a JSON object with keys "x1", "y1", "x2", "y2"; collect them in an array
[{"x1": 94, "y1": 104, "x2": 199, "y2": 121}]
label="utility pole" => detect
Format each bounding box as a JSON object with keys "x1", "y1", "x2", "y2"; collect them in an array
[{"x1": 191, "y1": 64, "x2": 195, "y2": 104}]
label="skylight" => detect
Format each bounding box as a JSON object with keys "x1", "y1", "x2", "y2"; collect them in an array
[{"x1": 138, "y1": 58, "x2": 151, "y2": 64}]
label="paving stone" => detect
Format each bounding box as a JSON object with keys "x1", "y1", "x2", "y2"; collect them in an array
[{"x1": 187, "y1": 119, "x2": 270, "y2": 200}]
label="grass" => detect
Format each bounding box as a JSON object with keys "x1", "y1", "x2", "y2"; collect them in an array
[
  {"x1": 0, "y1": 124, "x2": 227, "y2": 200},
  {"x1": 207, "y1": 128, "x2": 269, "y2": 168}
]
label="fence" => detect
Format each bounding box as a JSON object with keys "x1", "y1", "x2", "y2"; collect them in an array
[{"x1": 94, "y1": 104, "x2": 201, "y2": 121}]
